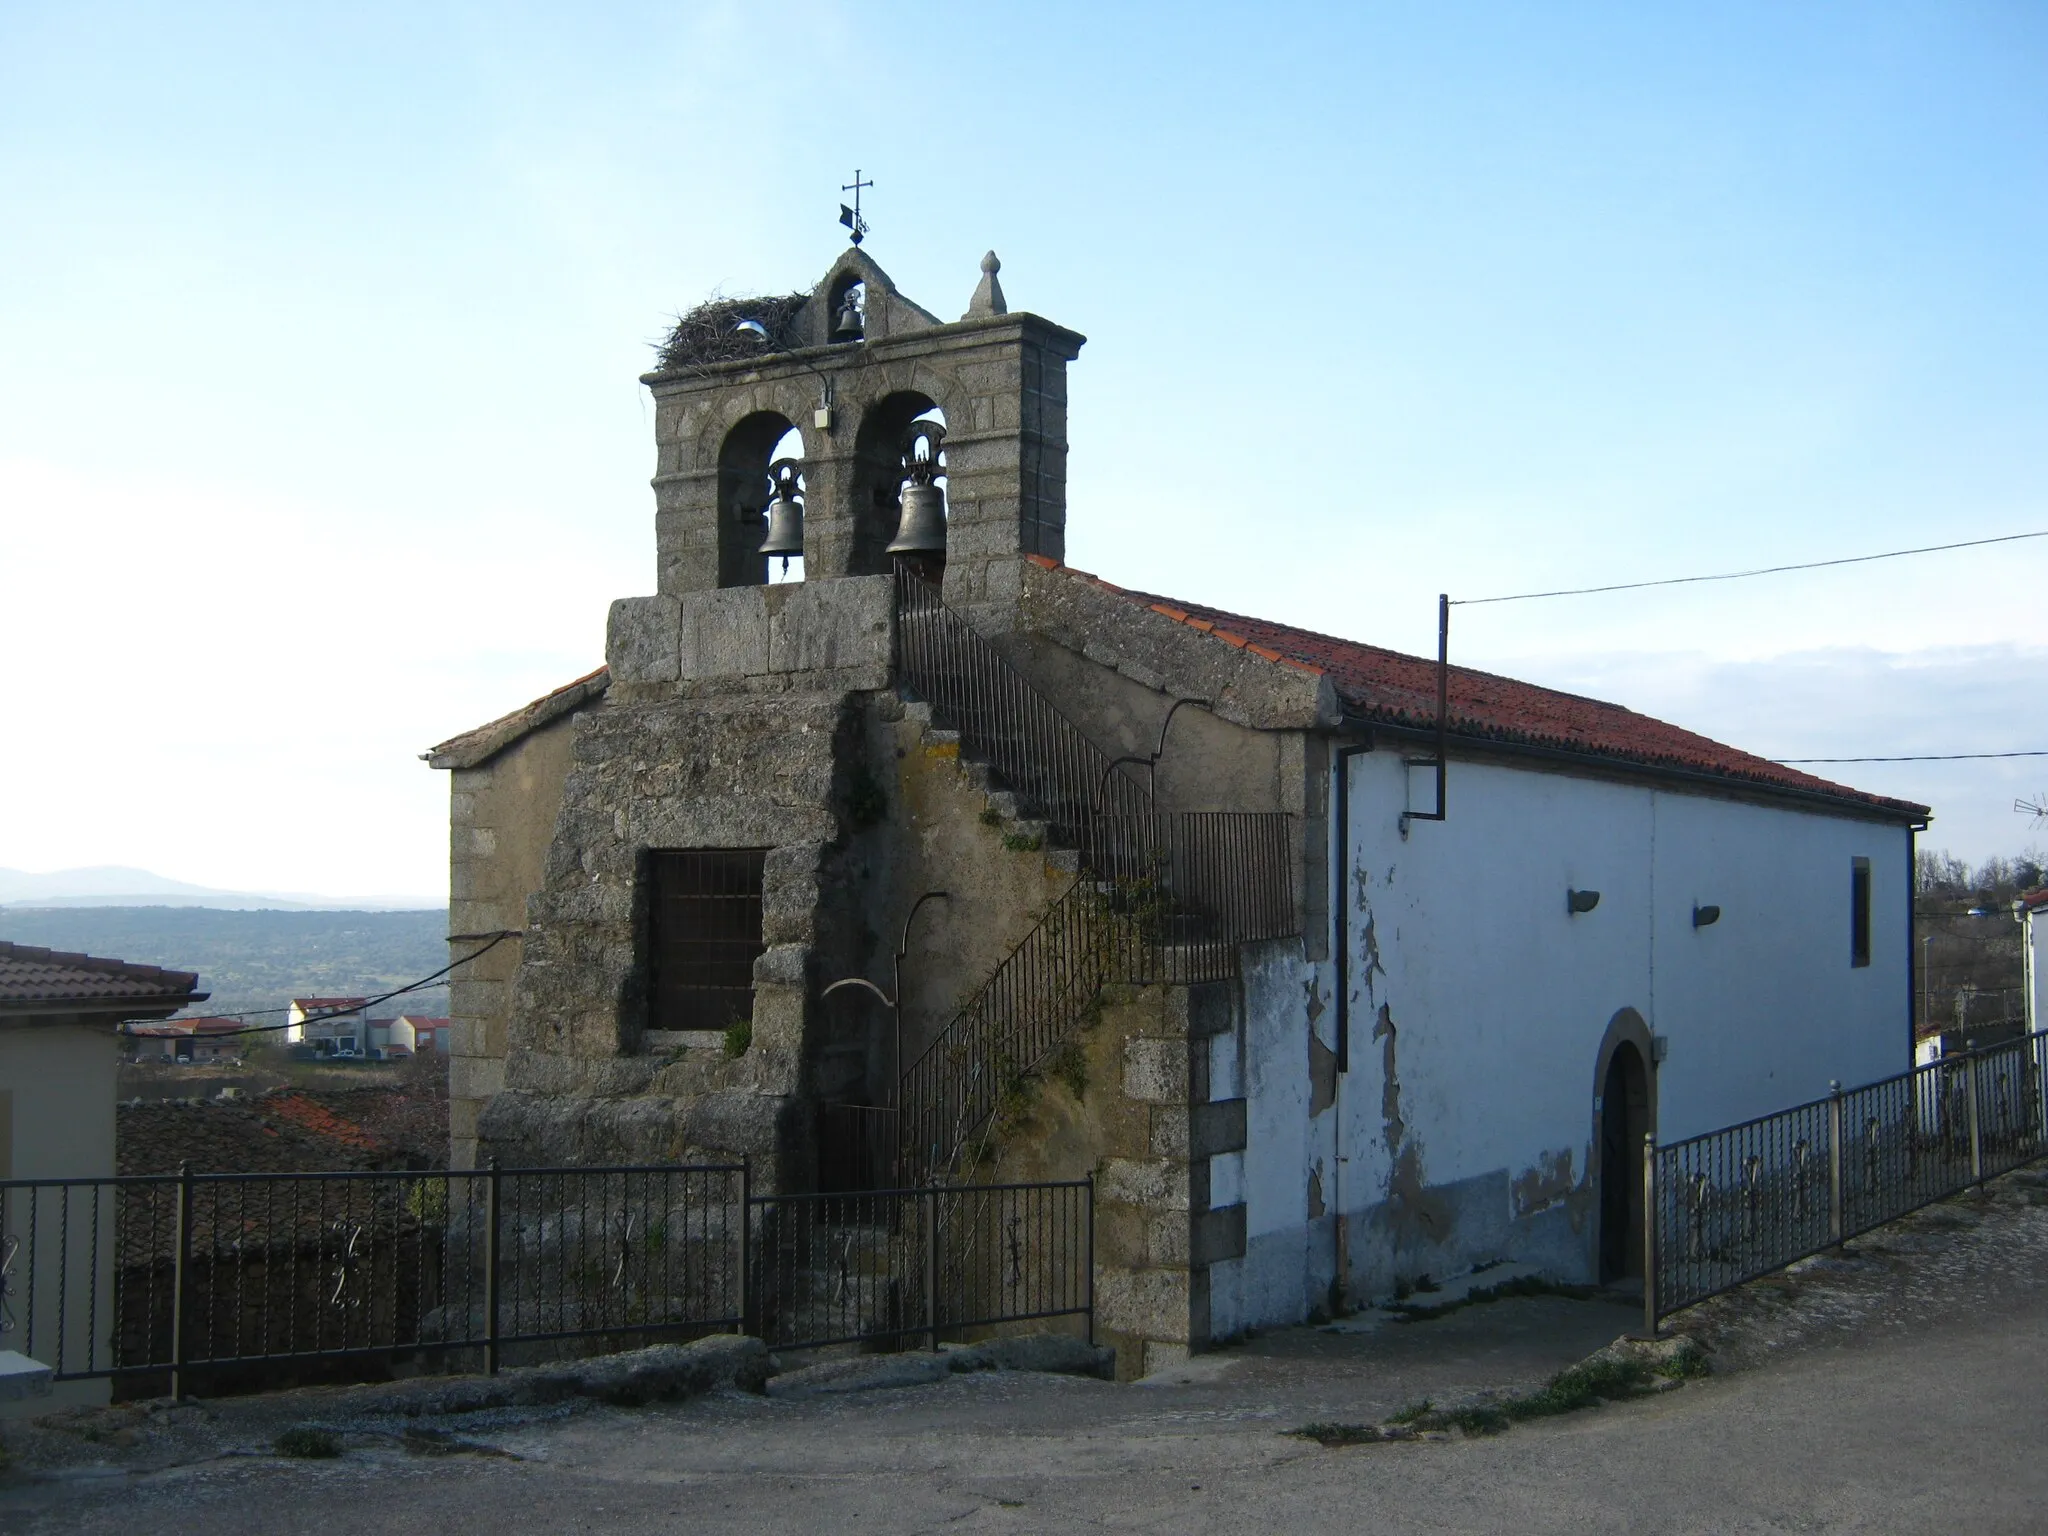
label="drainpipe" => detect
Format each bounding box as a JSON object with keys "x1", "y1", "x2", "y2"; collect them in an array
[
  {"x1": 1906, "y1": 823, "x2": 1920, "y2": 1070},
  {"x1": 1331, "y1": 737, "x2": 1371, "y2": 1312},
  {"x1": 1333, "y1": 740, "x2": 1372, "y2": 1073}
]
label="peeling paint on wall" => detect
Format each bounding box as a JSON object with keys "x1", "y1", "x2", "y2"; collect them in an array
[
  {"x1": 1308, "y1": 1023, "x2": 1338, "y2": 1119},
  {"x1": 1307, "y1": 1159, "x2": 1326, "y2": 1219},
  {"x1": 1371, "y1": 1005, "x2": 1404, "y2": 1152},
  {"x1": 1370, "y1": 1004, "x2": 1448, "y2": 1242},
  {"x1": 1510, "y1": 1147, "x2": 1578, "y2": 1219}
]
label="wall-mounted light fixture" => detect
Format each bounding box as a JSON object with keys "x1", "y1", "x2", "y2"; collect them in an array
[
  {"x1": 1692, "y1": 903, "x2": 1721, "y2": 928},
  {"x1": 1567, "y1": 888, "x2": 1601, "y2": 915},
  {"x1": 732, "y1": 320, "x2": 837, "y2": 433}
]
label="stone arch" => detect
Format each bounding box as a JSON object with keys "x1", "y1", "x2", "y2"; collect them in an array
[
  {"x1": 847, "y1": 389, "x2": 945, "y2": 576},
  {"x1": 1592, "y1": 1006, "x2": 1657, "y2": 1283},
  {"x1": 716, "y1": 409, "x2": 800, "y2": 588}
]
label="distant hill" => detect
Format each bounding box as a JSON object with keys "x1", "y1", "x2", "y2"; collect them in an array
[
  {"x1": 0, "y1": 906, "x2": 453, "y2": 1019},
  {"x1": 0, "y1": 865, "x2": 440, "y2": 911}
]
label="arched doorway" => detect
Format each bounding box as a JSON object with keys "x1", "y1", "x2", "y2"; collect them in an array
[{"x1": 1598, "y1": 1040, "x2": 1651, "y2": 1282}]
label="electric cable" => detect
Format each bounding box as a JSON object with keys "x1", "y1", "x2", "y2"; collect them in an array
[
  {"x1": 1774, "y1": 751, "x2": 2048, "y2": 764},
  {"x1": 1453, "y1": 529, "x2": 2048, "y2": 606},
  {"x1": 119, "y1": 930, "x2": 522, "y2": 1039}
]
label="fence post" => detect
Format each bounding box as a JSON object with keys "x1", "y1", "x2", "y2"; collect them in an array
[
  {"x1": 483, "y1": 1159, "x2": 501, "y2": 1376},
  {"x1": 169, "y1": 1162, "x2": 192, "y2": 1401},
  {"x1": 739, "y1": 1157, "x2": 754, "y2": 1339},
  {"x1": 1827, "y1": 1082, "x2": 1844, "y2": 1246},
  {"x1": 1085, "y1": 1173, "x2": 1096, "y2": 1349},
  {"x1": 923, "y1": 1187, "x2": 939, "y2": 1353},
  {"x1": 1965, "y1": 1053, "x2": 1983, "y2": 1184},
  {"x1": 1640, "y1": 1133, "x2": 1658, "y2": 1338}
]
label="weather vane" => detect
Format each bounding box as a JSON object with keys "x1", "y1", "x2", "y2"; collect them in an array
[{"x1": 839, "y1": 169, "x2": 873, "y2": 246}]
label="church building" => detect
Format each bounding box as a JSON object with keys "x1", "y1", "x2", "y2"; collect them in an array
[{"x1": 428, "y1": 243, "x2": 1926, "y2": 1375}]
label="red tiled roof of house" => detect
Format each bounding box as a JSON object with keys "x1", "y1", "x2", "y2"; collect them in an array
[
  {"x1": 1028, "y1": 557, "x2": 1927, "y2": 820},
  {"x1": 0, "y1": 940, "x2": 205, "y2": 1013},
  {"x1": 184, "y1": 1016, "x2": 247, "y2": 1035},
  {"x1": 266, "y1": 1093, "x2": 386, "y2": 1155},
  {"x1": 291, "y1": 996, "x2": 368, "y2": 1011},
  {"x1": 396, "y1": 1015, "x2": 448, "y2": 1026}
]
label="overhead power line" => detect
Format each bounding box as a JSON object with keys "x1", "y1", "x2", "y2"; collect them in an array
[
  {"x1": 120, "y1": 930, "x2": 521, "y2": 1040},
  {"x1": 1454, "y1": 529, "x2": 2048, "y2": 607},
  {"x1": 1775, "y1": 751, "x2": 2048, "y2": 764}
]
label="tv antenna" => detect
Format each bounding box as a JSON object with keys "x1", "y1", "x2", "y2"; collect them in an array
[
  {"x1": 839, "y1": 170, "x2": 873, "y2": 246},
  {"x1": 2017, "y1": 795, "x2": 2048, "y2": 827}
]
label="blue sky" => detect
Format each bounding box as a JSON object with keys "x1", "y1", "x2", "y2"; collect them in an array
[{"x1": 2, "y1": 2, "x2": 2044, "y2": 900}]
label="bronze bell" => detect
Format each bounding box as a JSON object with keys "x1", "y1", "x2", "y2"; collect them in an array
[
  {"x1": 831, "y1": 291, "x2": 864, "y2": 342},
  {"x1": 887, "y1": 481, "x2": 947, "y2": 555},
  {"x1": 887, "y1": 420, "x2": 948, "y2": 556},
  {"x1": 757, "y1": 459, "x2": 805, "y2": 564}
]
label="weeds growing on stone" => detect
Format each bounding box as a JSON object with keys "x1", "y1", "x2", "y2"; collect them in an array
[
  {"x1": 1293, "y1": 1341, "x2": 1707, "y2": 1449},
  {"x1": 723, "y1": 1018, "x2": 753, "y2": 1058},
  {"x1": 1002, "y1": 831, "x2": 1044, "y2": 853},
  {"x1": 1290, "y1": 1422, "x2": 1387, "y2": 1446}
]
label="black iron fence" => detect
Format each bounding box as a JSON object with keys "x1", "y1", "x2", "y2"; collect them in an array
[
  {"x1": 748, "y1": 1180, "x2": 1093, "y2": 1352},
  {"x1": 1648, "y1": 1030, "x2": 2048, "y2": 1327},
  {"x1": 0, "y1": 1161, "x2": 1090, "y2": 1394},
  {"x1": 892, "y1": 565, "x2": 1295, "y2": 1184}
]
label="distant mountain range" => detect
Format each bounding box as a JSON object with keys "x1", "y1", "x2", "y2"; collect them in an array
[{"x1": 0, "y1": 865, "x2": 440, "y2": 911}]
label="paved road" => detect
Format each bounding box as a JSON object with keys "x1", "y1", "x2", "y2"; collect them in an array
[{"x1": 6, "y1": 1293, "x2": 2044, "y2": 1534}]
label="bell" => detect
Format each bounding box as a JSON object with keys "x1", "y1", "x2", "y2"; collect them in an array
[
  {"x1": 831, "y1": 293, "x2": 864, "y2": 341},
  {"x1": 887, "y1": 481, "x2": 948, "y2": 555},
  {"x1": 758, "y1": 491, "x2": 804, "y2": 560}
]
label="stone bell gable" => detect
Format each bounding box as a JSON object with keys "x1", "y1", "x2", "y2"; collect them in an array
[{"x1": 641, "y1": 248, "x2": 1083, "y2": 623}]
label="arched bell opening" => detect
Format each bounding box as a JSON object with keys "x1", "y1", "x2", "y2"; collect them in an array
[
  {"x1": 761, "y1": 424, "x2": 807, "y2": 584},
  {"x1": 849, "y1": 393, "x2": 947, "y2": 577},
  {"x1": 828, "y1": 276, "x2": 867, "y2": 343},
  {"x1": 716, "y1": 411, "x2": 801, "y2": 588}
]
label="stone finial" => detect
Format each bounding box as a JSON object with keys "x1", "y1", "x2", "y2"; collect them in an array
[{"x1": 964, "y1": 250, "x2": 1007, "y2": 318}]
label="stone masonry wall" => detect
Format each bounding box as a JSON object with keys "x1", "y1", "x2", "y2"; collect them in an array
[
  {"x1": 476, "y1": 578, "x2": 897, "y2": 1189},
  {"x1": 446, "y1": 710, "x2": 582, "y2": 1170},
  {"x1": 986, "y1": 980, "x2": 1248, "y2": 1381}
]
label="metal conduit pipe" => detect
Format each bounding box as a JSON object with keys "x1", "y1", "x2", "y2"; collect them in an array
[{"x1": 1332, "y1": 739, "x2": 1373, "y2": 1074}]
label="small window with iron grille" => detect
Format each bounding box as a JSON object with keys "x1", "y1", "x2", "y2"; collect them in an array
[{"x1": 647, "y1": 849, "x2": 768, "y2": 1031}]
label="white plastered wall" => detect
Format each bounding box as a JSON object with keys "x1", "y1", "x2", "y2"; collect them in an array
[
  {"x1": 1209, "y1": 748, "x2": 1914, "y2": 1336},
  {"x1": 0, "y1": 1023, "x2": 120, "y2": 1413}
]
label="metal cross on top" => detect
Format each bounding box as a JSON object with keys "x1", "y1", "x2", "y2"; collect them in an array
[{"x1": 839, "y1": 170, "x2": 873, "y2": 246}]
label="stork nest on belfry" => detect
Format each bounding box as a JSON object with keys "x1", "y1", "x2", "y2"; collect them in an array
[{"x1": 653, "y1": 292, "x2": 809, "y2": 372}]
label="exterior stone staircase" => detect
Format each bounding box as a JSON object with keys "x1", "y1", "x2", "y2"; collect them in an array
[{"x1": 886, "y1": 569, "x2": 1294, "y2": 1187}]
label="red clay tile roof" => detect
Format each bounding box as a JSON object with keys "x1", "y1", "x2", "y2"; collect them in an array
[
  {"x1": 1028, "y1": 557, "x2": 1926, "y2": 820},
  {"x1": 0, "y1": 941, "x2": 205, "y2": 1014},
  {"x1": 291, "y1": 996, "x2": 368, "y2": 1011}
]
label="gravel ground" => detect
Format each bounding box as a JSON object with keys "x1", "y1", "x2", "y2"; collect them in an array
[{"x1": 6, "y1": 1165, "x2": 2047, "y2": 1533}]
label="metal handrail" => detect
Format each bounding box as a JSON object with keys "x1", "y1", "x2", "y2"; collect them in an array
[{"x1": 890, "y1": 567, "x2": 1296, "y2": 1184}]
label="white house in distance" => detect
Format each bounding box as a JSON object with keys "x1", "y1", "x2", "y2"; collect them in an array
[
  {"x1": 369, "y1": 1014, "x2": 448, "y2": 1058},
  {"x1": 2015, "y1": 888, "x2": 2048, "y2": 1042},
  {"x1": 285, "y1": 995, "x2": 369, "y2": 1057},
  {"x1": 0, "y1": 940, "x2": 204, "y2": 1413}
]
